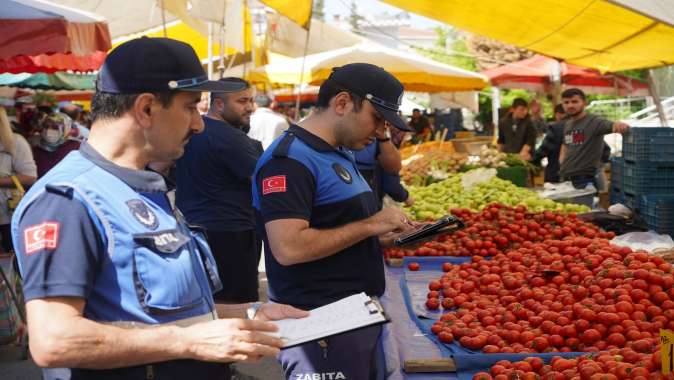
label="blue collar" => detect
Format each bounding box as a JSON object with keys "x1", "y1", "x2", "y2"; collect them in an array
[{"x1": 79, "y1": 142, "x2": 168, "y2": 193}]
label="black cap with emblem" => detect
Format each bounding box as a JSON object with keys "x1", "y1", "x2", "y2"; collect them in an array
[
  {"x1": 97, "y1": 37, "x2": 248, "y2": 94},
  {"x1": 323, "y1": 63, "x2": 411, "y2": 131}
]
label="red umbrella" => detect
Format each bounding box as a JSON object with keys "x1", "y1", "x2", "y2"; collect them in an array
[
  {"x1": 483, "y1": 55, "x2": 650, "y2": 96},
  {"x1": 0, "y1": 51, "x2": 106, "y2": 74},
  {"x1": 1, "y1": 0, "x2": 111, "y2": 60}
]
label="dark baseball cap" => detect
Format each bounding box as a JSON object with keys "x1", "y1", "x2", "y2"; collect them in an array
[
  {"x1": 97, "y1": 37, "x2": 247, "y2": 94},
  {"x1": 325, "y1": 63, "x2": 411, "y2": 131}
]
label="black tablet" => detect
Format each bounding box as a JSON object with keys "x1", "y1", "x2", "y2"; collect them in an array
[{"x1": 394, "y1": 215, "x2": 465, "y2": 247}]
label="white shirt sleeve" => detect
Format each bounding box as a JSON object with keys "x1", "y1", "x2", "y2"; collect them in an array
[{"x1": 12, "y1": 133, "x2": 37, "y2": 177}]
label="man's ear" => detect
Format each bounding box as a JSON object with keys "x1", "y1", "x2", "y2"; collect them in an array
[
  {"x1": 132, "y1": 93, "x2": 157, "y2": 129},
  {"x1": 331, "y1": 92, "x2": 353, "y2": 116}
]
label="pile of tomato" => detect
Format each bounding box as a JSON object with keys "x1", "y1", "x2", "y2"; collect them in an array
[
  {"x1": 385, "y1": 204, "x2": 615, "y2": 259},
  {"x1": 426, "y1": 237, "x2": 671, "y2": 356},
  {"x1": 473, "y1": 349, "x2": 666, "y2": 380}
]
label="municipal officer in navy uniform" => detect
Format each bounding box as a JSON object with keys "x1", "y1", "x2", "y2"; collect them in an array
[
  {"x1": 252, "y1": 63, "x2": 414, "y2": 380},
  {"x1": 11, "y1": 37, "x2": 307, "y2": 380}
]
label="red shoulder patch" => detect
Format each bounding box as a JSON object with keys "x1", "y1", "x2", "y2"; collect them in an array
[
  {"x1": 24, "y1": 222, "x2": 60, "y2": 255},
  {"x1": 262, "y1": 175, "x2": 287, "y2": 195}
]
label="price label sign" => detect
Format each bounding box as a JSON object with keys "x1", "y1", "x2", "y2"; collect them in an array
[{"x1": 661, "y1": 329, "x2": 674, "y2": 374}]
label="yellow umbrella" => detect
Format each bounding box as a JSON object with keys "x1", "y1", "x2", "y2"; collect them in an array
[
  {"x1": 252, "y1": 43, "x2": 488, "y2": 92},
  {"x1": 380, "y1": 0, "x2": 674, "y2": 72}
]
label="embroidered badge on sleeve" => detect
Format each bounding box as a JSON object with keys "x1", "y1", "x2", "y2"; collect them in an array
[
  {"x1": 262, "y1": 175, "x2": 287, "y2": 195},
  {"x1": 24, "y1": 222, "x2": 60, "y2": 255}
]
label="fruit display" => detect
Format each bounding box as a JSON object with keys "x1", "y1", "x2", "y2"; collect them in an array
[
  {"x1": 425, "y1": 237, "x2": 672, "y2": 355},
  {"x1": 401, "y1": 151, "x2": 469, "y2": 186},
  {"x1": 400, "y1": 141, "x2": 455, "y2": 160},
  {"x1": 384, "y1": 204, "x2": 614, "y2": 259},
  {"x1": 477, "y1": 350, "x2": 663, "y2": 380},
  {"x1": 405, "y1": 173, "x2": 590, "y2": 221}
]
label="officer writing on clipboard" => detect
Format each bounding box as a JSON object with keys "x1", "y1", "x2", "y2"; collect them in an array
[
  {"x1": 252, "y1": 63, "x2": 415, "y2": 380},
  {"x1": 11, "y1": 37, "x2": 308, "y2": 380}
]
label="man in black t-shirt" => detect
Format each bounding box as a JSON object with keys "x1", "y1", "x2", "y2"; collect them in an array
[
  {"x1": 176, "y1": 77, "x2": 264, "y2": 305},
  {"x1": 497, "y1": 98, "x2": 537, "y2": 159}
]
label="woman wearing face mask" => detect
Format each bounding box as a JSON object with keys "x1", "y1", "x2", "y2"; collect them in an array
[{"x1": 32, "y1": 112, "x2": 81, "y2": 178}]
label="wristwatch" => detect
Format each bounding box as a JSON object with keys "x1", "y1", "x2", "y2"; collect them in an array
[{"x1": 246, "y1": 302, "x2": 263, "y2": 319}]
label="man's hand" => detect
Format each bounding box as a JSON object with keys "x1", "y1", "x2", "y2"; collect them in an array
[
  {"x1": 253, "y1": 303, "x2": 310, "y2": 322},
  {"x1": 613, "y1": 122, "x2": 630, "y2": 134},
  {"x1": 367, "y1": 207, "x2": 415, "y2": 236},
  {"x1": 519, "y1": 145, "x2": 532, "y2": 161},
  {"x1": 182, "y1": 318, "x2": 284, "y2": 363},
  {"x1": 378, "y1": 220, "x2": 427, "y2": 248},
  {"x1": 404, "y1": 196, "x2": 415, "y2": 207}
]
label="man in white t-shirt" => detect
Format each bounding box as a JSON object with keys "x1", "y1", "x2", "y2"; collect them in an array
[{"x1": 248, "y1": 94, "x2": 289, "y2": 150}]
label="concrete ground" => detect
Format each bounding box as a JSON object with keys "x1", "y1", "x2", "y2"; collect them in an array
[{"x1": 0, "y1": 272, "x2": 285, "y2": 380}]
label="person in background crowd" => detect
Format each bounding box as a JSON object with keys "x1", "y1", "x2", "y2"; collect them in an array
[
  {"x1": 559, "y1": 88, "x2": 629, "y2": 189},
  {"x1": 11, "y1": 37, "x2": 306, "y2": 380},
  {"x1": 408, "y1": 108, "x2": 432, "y2": 143},
  {"x1": 353, "y1": 123, "x2": 402, "y2": 201},
  {"x1": 532, "y1": 104, "x2": 567, "y2": 183},
  {"x1": 252, "y1": 63, "x2": 414, "y2": 380},
  {"x1": 0, "y1": 107, "x2": 36, "y2": 253},
  {"x1": 176, "y1": 77, "x2": 264, "y2": 311},
  {"x1": 528, "y1": 99, "x2": 547, "y2": 136},
  {"x1": 12, "y1": 98, "x2": 39, "y2": 139},
  {"x1": 59, "y1": 102, "x2": 90, "y2": 141},
  {"x1": 197, "y1": 93, "x2": 209, "y2": 114},
  {"x1": 32, "y1": 112, "x2": 81, "y2": 178},
  {"x1": 248, "y1": 94, "x2": 289, "y2": 150},
  {"x1": 497, "y1": 97, "x2": 537, "y2": 160}
]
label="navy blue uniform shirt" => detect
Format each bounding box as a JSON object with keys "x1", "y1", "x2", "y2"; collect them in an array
[
  {"x1": 176, "y1": 116, "x2": 262, "y2": 231},
  {"x1": 252, "y1": 125, "x2": 383, "y2": 309}
]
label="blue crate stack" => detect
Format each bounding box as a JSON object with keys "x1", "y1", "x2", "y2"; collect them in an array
[
  {"x1": 620, "y1": 127, "x2": 674, "y2": 236},
  {"x1": 610, "y1": 157, "x2": 624, "y2": 205}
]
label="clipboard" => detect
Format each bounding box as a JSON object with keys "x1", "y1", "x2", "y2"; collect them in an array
[
  {"x1": 269, "y1": 293, "x2": 390, "y2": 349},
  {"x1": 394, "y1": 215, "x2": 465, "y2": 247}
]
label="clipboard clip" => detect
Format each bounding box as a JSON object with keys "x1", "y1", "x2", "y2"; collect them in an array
[{"x1": 364, "y1": 297, "x2": 385, "y2": 315}]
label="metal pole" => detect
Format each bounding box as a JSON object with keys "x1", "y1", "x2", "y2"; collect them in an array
[
  {"x1": 646, "y1": 69, "x2": 668, "y2": 126},
  {"x1": 160, "y1": 0, "x2": 167, "y2": 38},
  {"x1": 294, "y1": 21, "x2": 312, "y2": 122},
  {"x1": 491, "y1": 86, "x2": 500, "y2": 145},
  {"x1": 207, "y1": 22, "x2": 214, "y2": 80}
]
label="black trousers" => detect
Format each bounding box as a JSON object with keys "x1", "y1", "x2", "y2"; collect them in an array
[{"x1": 206, "y1": 229, "x2": 262, "y2": 303}]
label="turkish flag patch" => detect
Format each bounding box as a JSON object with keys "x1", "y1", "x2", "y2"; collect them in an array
[
  {"x1": 262, "y1": 175, "x2": 287, "y2": 195},
  {"x1": 24, "y1": 222, "x2": 60, "y2": 255}
]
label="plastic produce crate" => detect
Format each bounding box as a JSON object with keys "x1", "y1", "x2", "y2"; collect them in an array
[
  {"x1": 610, "y1": 157, "x2": 623, "y2": 190},
  {"x1": 622, "y1": 162, "x2": 674, "y2": 195},
  {"x1": 623, "y1": 127, "x2": 674, "y2": 163},
  {"x1": 637, "y1": 195, "x2": 674, "y2": 236},
  {"x1": 496, "y1": 165, "x2": 528, "y2": 187}
]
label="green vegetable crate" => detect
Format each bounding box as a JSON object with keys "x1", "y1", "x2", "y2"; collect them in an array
[{"x1": 496, "y1": 166, "x2": 529, "y2": 187}]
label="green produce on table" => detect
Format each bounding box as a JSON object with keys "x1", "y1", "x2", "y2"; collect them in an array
[{"x1": 404, "y1": 172, "x2": 589, "y2": 220}]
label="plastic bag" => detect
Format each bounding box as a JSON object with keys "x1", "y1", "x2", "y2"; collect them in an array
[
  {"x1": 461, "y1": 168, "x2": 496, "y2": 190},
  {"x1": 610, "y1": 231, "x2": 674, "y2": 253}
]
